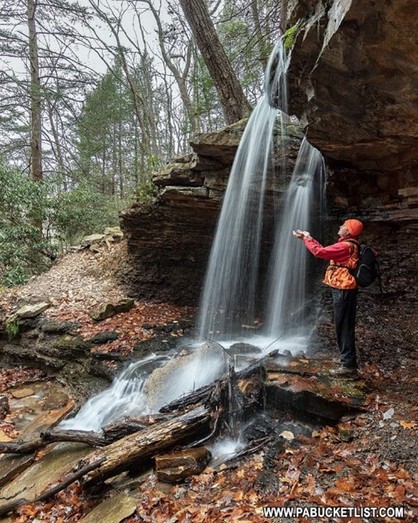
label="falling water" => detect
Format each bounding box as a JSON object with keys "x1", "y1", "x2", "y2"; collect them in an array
[
  {"x1": 60, "y1": 40, "x2": 325, "y2": 435},
  {"x1": 197, "y1": 39, "x2": 325, "y2": 348},
  {"x1": 196, "y1": 42, "x2": 290, "y2": 342},
  {"x1": 266, "y1": 138, "x2": 325, "y2": 338}
]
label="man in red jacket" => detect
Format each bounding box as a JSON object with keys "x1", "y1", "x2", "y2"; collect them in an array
[{"x1": 294, "y1": 219, "x2": 364, "y2": 378}]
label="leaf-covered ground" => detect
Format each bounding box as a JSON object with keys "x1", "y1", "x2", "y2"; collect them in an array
[{"x1": 1, "y1": 234, "x2": 417, "y2": 522}]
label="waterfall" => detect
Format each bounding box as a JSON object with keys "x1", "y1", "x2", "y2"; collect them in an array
[
  {"x1": 59, "y1": 354, "x2": 164, "y2": 432},
  {"x1": 196, "y1": 42, "x2": 290, "y2": 342},
  {"x1": 59, "y1": 41, "x2": 326, "y2": 433},
  {"x1": 197, "y1": 40, "x2": 325, "y2": 347},
  {"x1": 266, "y1": 138, "x2": 325, "y2": 338}
]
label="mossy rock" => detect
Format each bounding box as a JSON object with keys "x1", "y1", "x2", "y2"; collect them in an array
[
  {"x1": 88, "y1": 331, "x2": 119, "y2": 345},
  {"x1": 40, "y1": 320, "x2": 80, "y2": 334},
  {"x1": 51, "y1": 335, "x2": 91, "y2": 355},
  {"x1": 91, "y1": 299, "x2": 135, "y2": 321}
]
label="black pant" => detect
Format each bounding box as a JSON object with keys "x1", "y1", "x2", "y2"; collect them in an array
[{"x1": 331, "y1": 288, "x2": 358, "y2": 369}]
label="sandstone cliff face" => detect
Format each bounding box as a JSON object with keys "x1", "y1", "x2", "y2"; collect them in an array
[
  {"x1": 287, "y1": 0, "x2": 418, "y2": 219},
  {"x1": 121, "y1": 0, "x2": 418, "y2": 304},
  {"x1": 120, "y1": 121, "x2": 303, "y2": 304}
]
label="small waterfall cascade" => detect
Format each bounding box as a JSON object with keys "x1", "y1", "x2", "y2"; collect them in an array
[
  {"x1": 266, "y1": 138, "x2": 325, "y2": 339},
  {"x1": 60, "y1": 354, "x2": 162, "y2": 432},
  {"x1": 196, "y1": 42, "x2": 290, "y2": 342},
  {"x1": 60, "y1": 343, "x2": 228, "y2": 432}
]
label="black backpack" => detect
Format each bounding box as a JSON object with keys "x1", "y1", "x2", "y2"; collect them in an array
[{"x1": 347, "y1": 240, "x2": 381, "y2": 289}]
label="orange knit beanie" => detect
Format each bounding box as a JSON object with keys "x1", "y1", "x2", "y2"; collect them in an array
[{"x1": 344, "y1": 219, "x2": 363, "y2": 237}]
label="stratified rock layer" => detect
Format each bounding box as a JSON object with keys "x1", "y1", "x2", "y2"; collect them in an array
[
  {"x1": 287, "y1": 0, "x2": 418, "y2": 218},
  {"x1": 120, "y1": 120, "x2": 303, "y2": 305}
]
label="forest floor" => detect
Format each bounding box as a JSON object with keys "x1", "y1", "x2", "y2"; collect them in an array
[{"x1": 0, "y1": 239, "x2": 417, "y2": 522}]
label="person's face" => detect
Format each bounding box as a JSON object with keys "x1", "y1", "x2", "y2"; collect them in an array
[{"x1": 338, "y1": 224, "x2": 350, "y2": 238}]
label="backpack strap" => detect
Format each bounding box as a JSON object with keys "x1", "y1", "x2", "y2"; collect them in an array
[{"x1": 343, "y1": 239, "x2": 360, "y2": 268}]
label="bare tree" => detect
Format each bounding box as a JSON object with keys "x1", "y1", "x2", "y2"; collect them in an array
[
  {"x1": 136, "y1": 0, "x2": 201, "y2": 135},
  {"x1": 27, "y1": 0, "x2": 42, "y2": 180},
  {"x1": 178, "y1": 0, "x2": 251, "y2": 124}
]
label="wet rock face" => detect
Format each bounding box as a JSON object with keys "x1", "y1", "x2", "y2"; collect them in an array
[
  {"x1": 288, "y1": 0, "x2": 418, "y2": 214},
  {"x1": 120, "y1": 1, "x2": 418, "y2": 305},
  {"x1": 120, "y1": 121, "x2": 303, "y2": 305}
]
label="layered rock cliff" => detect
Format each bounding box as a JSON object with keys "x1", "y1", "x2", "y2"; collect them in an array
[
  {"x1": 287, "y1": 0, "x2": 418, "y2": 219},
  {"x1": 120, "y1": 121, "x2": 303, "y2": 304},
  {"x1": 120, "y1": 0, "x2": 418, "y2": 304}
]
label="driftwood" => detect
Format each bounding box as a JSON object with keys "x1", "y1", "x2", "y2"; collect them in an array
[
  {"x1": 0, "y1": 415, "x2": 172, "y2": 455},
  {"x1": 160, "y1": 361, "x2": 265, "y2": 413},
  {"x1": 0, "y1": 438, "x2": 44, "y2": 455},
  {"x1": 101, "y1": 413, "x2": 170, "y2": 440},
  {"x1": 0, "y1": 430, "x2": 107, "y2": 455}
]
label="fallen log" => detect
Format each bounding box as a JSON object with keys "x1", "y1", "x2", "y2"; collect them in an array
[
  {"x1": 0, "y1": 438, "x2": 44, "y2": 454},
  {"x1": 82, "y1": 404, "x2": 213, "y2": 486},
  {"x1": 41, "y1": 429, "x2": 108, "y2": 447},
  {"x1": 155, "y1": 447, "x2": 212, "y2": 483},
  {"x1": 0, "y1": 412, "x2": 181, "y2": 455},
  {"x1": 0, "y1": 430, "x2": 107, "y2": 454},
  {"x1": 0, "y1": 405, "x2": 214, "y2": 516},
  {"x1": 159, "y1": 361, "x2": 265, "y2": 413},
  {"x1": 101, "y1": 413, "x2": 170, "y2": 440}
]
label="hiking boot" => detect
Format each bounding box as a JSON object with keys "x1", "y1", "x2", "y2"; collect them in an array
[{"x1": 329, "y1": 366, "x2": 359, "y2": 379}]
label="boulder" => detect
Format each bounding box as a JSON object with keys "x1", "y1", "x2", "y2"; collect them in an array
[
  {"x1": 104, "y1": 227, "x2": 124, "y2": 240},
  {"x1": 15, "y1": 302, "x2": 50, "y2": 319},
  {"x1": 91, "y1": 299, "x2": 135, "y2": 321},
  {"x1": 81, "y1": 234, "x2": 105, "y2": 247}
]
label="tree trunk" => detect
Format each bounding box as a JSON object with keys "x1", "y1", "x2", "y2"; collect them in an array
[
  {"x1": 27, "y1": 0, "x2": 43, "y2": 181},
  {"x1": 141, "y1": 0, "x2": 201, "y2": 135},
  {"x1": 251, "y1": 0, "x2": 269, "y2": 70},
  {"x1": 179, "y1": 0, "x2": 251, "y2": 124}
]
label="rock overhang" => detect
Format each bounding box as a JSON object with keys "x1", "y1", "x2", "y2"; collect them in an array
[{"x1": 287, "y1": 0, "x2": 418, "y2": 176}]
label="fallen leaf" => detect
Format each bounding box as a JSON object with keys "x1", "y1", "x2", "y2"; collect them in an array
[
  {"x1": 399, "y1": 420, "x2": 418, "y2": 430},
  {"x1": 279, "y1": 430, "x2": 295, "y2": 441}
]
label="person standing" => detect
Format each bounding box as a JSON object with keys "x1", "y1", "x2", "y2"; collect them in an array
[{"x1": 293, "y1": 219, "x2": 364, "y2": 378}]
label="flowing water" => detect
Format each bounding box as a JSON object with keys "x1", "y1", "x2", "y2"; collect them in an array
[
  {"x1": 60, "y1": 41, "x2": 325, "y2": 433},
  {"x1": 60, "y1": 343, "x2": 228, "y2": 432},
  {"x1": 60, "y1": 354, "x2": 164, "y2": 432},
  {"x1": 266, "y1": 137, "x2": 325, "y2": 338},
  {"x1": 196, "y1": 42, "x2": 289, "y2": 342}
]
